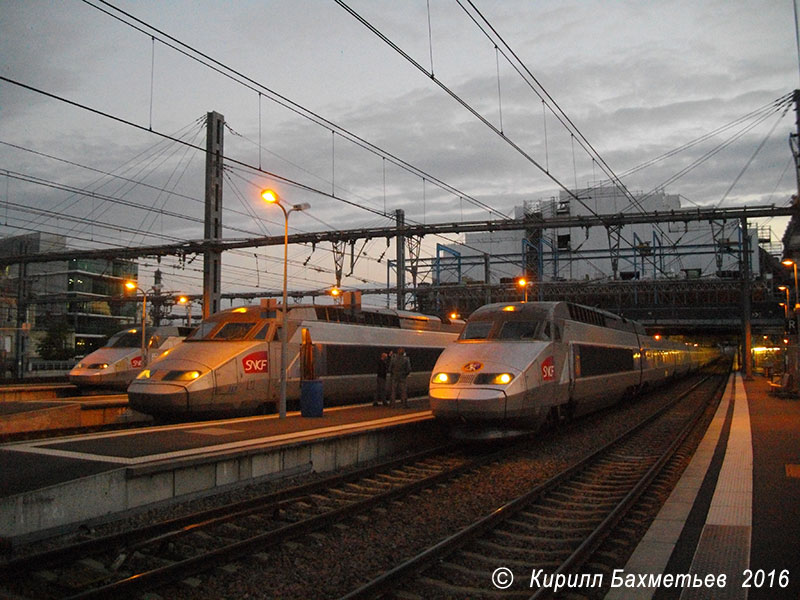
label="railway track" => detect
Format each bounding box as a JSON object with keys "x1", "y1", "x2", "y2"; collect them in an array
[
  {"x1": 341, "y1": 371, "x2": 727, "y2": 600},
  {"x1": 0, "y1": 370, "x2": 727, "y2": 600},
  {"x1": 0, "y1": 441, "x2": 510, "y2": 600}
]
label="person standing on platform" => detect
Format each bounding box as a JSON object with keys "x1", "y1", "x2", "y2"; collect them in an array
[
  {"x1": 374, "y1": 352, "x2": 389, "y2": 406},
  {"x1": 389, "y1": 347, "x2": 412, "y2": 408}
]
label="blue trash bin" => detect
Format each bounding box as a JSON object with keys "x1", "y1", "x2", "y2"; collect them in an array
[{"x1": 300, "y1": 379, "x2": 323, "y2": 417}]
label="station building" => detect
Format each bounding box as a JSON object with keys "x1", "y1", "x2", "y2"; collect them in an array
[
  {"x1": 0, "y1": 232, "x2": 138, "y2": 375},
  {"x1": 436, "y1": 186, "x2": 778, "y2": 285}
]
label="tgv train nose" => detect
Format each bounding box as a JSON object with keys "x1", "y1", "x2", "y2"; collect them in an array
[{"x1": 430, "y1": 387, "x2": 508, "y2": 420}]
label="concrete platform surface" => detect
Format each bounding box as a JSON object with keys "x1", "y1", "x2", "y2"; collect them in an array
[
  {"x1": 607, "y1": 373, "x2": 799, "y2": 600},
  {"x1": 0, "y1": 398, "x2": 437, "y2": 542}
]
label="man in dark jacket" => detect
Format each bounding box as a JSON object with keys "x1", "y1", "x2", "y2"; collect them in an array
[
  {"x1": 389, "y1": 347, "x2": 411, "y2": 407},
  {"x1": 374, "y1": 352, "x2": 389, "y2": 406}
]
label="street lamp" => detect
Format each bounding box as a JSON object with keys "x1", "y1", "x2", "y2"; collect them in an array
[
  {"x1": 782, "y1": 258, "x2": 799, "y2": 310},
  {"x1": 125, "y1": 281, "x2": 148, "y2": 368},
  {"x1": 261, "y1": 188, "x2": 310, "y2": 419},
  {"x1": 517, "y1": 277, "x2": 528, "y2": 302},
  {"x1": 778, "y1": 286, "x2": 790, "y2": 319},
  {"x1": 177, "y1": 295, "x2": 192, "y2": 328}
]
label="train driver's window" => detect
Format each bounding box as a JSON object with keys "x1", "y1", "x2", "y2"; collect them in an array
[
  {"x1": 460, "y1": 320, "x2": 493, "y2": 340},
  {"x1": 186, "y1": 321, "x2": 216, "y2": 340},
  {"x1": 212, "y1": 322, "x2": 256, "y2": 340},
  {"x1": 253, "y1": 323, "x2": 272, "y2": 340},
  {"x1": 497, "y1": 320, "x2": 541, "y2": 340}
]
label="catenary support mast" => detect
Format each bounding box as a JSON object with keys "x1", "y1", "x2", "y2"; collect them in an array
[{"x1": 203, "y1": 111, "x2": 224, "y2": 318}]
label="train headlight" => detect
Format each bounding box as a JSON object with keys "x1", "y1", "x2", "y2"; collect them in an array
[
  {"x1": 87, "y1": 363, "x2": 109, "y2": 370},
  {"x1": 163, "y1": 369, "x2": 203, "y2": 381},
  {"x1": 432, "y1": 372, "x2": 460, "y2": 384},
  {"x1": 475, "y1": 372, "x2": 515, "y2": 385},
  {"x1": 136, "y1": 369, "x2": 151, "y2": 380}
]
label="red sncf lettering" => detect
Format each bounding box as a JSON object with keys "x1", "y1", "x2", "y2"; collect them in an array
[
  {"x1": 131, "y1": 356, "x2": 143, "y2": 368},
  {"x1": 242, "y1": 351, "x2": 269, "y2": 373},
  {"x1": 541, "y1": 356, "x2": 556, "y2": 381}
]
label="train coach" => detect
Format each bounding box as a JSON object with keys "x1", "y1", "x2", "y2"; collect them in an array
[
  {"x1": 69, "y1": 325, "x2": 190, "y2": 389},
  {"x1": 429, "y1": 301, "x2": 716, "y2": 438},
  {"x1": 127, "y1": 301, "x2": 463, "y2": 417}
]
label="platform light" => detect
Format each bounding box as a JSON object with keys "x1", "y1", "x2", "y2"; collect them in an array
[
  {"x1": 125, "y1": 280, "x2": 148, "y2": 368},
  {"x1": 260, "y1": 188, "x2": 310, "y2": 420},
  {"x1": 517, "y1": 276, "x2": 529, "y2": 302},
  {"x1": 177, "y1": 295, "x2": 193, "y2": 327},
  {"x1": 782, "y1": 258, "x2": 799, "y2": 310}
]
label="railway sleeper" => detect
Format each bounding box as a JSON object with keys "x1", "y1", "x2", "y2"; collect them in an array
[
  {"x1": 540, "y1": 493, "x2": 622, "y2": 512},
  {"x1": 564, "y1": 477, "x2": 633, "y2": 491},
  {"x1": 492, "y1": 529, "x2": 585, "y2": 546},
  {"x1": 517, "y1": 508, "x2": 609, "y2": 523},
  {"x1": 328, "y1": 487, "x2": 373, "y2": 501},
  {"x1": 473, "y1": 539, "x2": 567, "y2": 563},
  {"x1": 544, "y1": 490, "x2": 624, "y2": 505},
  {"x1": 458, "y1": 549, "x2": 540, "y2": 569},
  {"x1": 413, "y1": 576, "x2": 526, "y2": 598},
  {"x1": 559, "y1": 483, "x2": 631, "y2": 497},
  {"x1": 506, "y1": 520, "x2": 597, "y2": 537},
  {"x1": 516, "y1": 514, "x2": 600, "y2": 528},
  {"x1": 343, "y1": 481, "x2": 389, "y2": 494}
]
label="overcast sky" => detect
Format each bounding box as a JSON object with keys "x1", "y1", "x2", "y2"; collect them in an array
[{"x1": 1, "y1": 0, "x2": 798, "y2": 301}]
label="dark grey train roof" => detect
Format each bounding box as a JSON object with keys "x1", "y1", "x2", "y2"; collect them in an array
[{"x1": 469, "y1": 301, "x2": 645, "y2": 335}]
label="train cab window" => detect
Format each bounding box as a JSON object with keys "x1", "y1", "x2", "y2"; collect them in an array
[
  {"x1": 212, "y1": 322, "x2": 257, "y2": 340},
  {"x1": 107, "y1": 330, "x2": 140, "y2": 348},
  {"x1": 252, "y1": 323, "x2": 272, "y2": 340},
  {"x1": 460, "y1": 321, "x2": 493, "y2": 340},
  {"x1": 186, "y1": 321, "x2": 216, "y2": 340},
  {"x1": 497, "y1": 320, "x2": 543, "y2": 340}
]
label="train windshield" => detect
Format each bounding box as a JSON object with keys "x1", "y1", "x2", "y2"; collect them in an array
[
  {"x1": 460, "y1": 321, "x2": 493, "y2": 340},
  {"x1": 185, "y1": 320, "x2": 259, "y2": 341},
  {"x1": 459, "y1": 313, "x2": 551, "y2": 341},
  {"x1": 497, "y1": 320, "x2": 544, "y2": 340},
  {"x1": 106, "y1": 330, "x2": 141, "y2": 348}
]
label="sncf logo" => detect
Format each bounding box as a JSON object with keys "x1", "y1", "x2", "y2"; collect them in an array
[
  {"x1": 462, "y1": 361, "x2": 483, "y2": 372},
  {"x1": 541, "y1": 356, "x2": 556, "y2": 381},
  {"x1": 131, "y1": 356, "x2": 143, "y2": 368},
  {"x1": 243, "y1": 351, "x2": 269, "y2": 374}
]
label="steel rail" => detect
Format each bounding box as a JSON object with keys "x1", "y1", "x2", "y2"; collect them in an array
[
  {"x1": 0, "y1": 442, "x2": 456, "y2": 574},
  {"x1": 57, "y1": 436, "x2": 530, "y2": 600},
  {"x1": 339, "y1": 372, "x2": 723, "y2": 600}
]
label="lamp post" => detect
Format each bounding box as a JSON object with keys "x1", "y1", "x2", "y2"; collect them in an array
[
  {"x1": 177, "y1": 295, "x2": 192, "y2": 328},
  {"x1": 778, "y1": 286, "x2": 790, "y2": 319},
  {"x1": 125, "y1": 281, "x2": 148, "y2": 368},
  {"x1": 517, "y1": 277, "x2": 528, "y2": 302},
  {"x1": 782, "y1": 258, "x2": 799, "y2": 310},
  {"x1": 261, "y1": 189, "x2": 310, "y2": 419}
]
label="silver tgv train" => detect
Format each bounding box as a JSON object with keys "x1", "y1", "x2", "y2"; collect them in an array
[
  {"x1": 69, "y1": 325, "x2": 189, "y2": 389},
  {"x1": 429, "y1": 301, "x2": 716, "y2": 437},
  {"x1": 128, "y1": 302, "x2": 463, "y2": 417}
]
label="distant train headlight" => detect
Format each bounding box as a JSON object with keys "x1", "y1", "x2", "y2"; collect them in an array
[
  {"x1": 432, "y1": 372, "x2": 460, "y2": 384},
  {"x1": 136, "y1": 369, "x2": 151, "y2": 380},
  {"x1": 475, "y1": 372, "x2": 515, "y2": 385},
  {"x1": 163, "y1": 369, "x2": 203, "y2": 381}
]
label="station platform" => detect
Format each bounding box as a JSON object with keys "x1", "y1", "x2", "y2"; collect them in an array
[
  {"x1": 0, "y1": 395, "x2": 134, "y2": 436},
  {"x1": 0, "y1": 399, "x2": 438, "y2": 545},
  {"x1": 606, "y1": 372, "x2": 800, "y2": 600}
]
